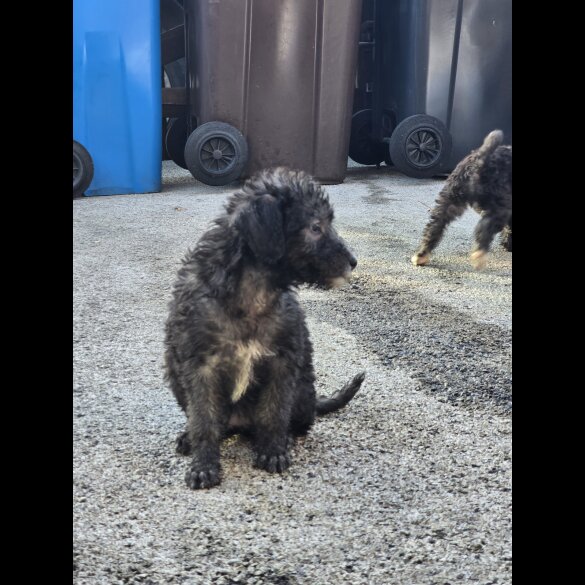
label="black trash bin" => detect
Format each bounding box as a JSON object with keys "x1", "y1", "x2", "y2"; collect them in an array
[
  {"x1": 181, "y1": 0, "x2": 363, "y2": 186},
  {"x1": 349, "y1": 0, "x2": 512, "y2": 178},
  {"x1": 161, "y1": 0, "x2": 188, "y2": 167}
]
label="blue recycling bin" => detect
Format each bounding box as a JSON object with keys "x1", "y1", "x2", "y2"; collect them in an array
[{"x1": 73, "y1": 0, "x2": 162, "y2": 196}]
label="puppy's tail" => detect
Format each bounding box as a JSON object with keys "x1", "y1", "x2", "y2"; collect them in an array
[
  {"x1": 477, "y1": 130, "x2": 504, "y2": 158},
  {"x1": 316, "y1": 372, "x2": 365, "y2": 415}
]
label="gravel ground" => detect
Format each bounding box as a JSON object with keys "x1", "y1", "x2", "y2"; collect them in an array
[{"x1": 73, "y1": 161, "x2": 512, "y2": 585}]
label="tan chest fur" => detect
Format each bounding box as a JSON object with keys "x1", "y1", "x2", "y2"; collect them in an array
[{"x1": 231, "y1": 340, "x2": 274, "y2": 402}]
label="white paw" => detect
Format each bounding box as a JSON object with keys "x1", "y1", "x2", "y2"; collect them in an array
[
  {"x1": 412, "y1": 253, "x2": 430, "y2": 266},
  {"x1": 470, "y1": 250, "x2": 488, "y2": 270}
]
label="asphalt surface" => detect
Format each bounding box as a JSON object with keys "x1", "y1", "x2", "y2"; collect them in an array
[{"x1": 73, "y1": 161, "x2": 512, "y2": 585}]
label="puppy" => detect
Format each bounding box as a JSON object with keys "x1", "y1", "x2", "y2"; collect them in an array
[
  {"x1": 164, "y1": 168, "x2": 365, "y2": 489},
  {"x1": 412, "y1": 130, "x2": 512, "y2": 269}
]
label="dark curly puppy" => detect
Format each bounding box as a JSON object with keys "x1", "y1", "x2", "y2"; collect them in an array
[
  {"x1": 412, "y1": 130, "x2": 512, "y2": 270},
  {"x1": 164, "y1": 167, "x2": 365, "y2": 489}
]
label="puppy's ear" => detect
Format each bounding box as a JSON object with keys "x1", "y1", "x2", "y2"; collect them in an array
[{"x1": 237, "y1": 194, "x2": 285, "y2": 264}]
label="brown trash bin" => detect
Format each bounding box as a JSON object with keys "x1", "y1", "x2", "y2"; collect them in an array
[{"x1": 183, "y1": 0, "x2": 362, "y2": 185}]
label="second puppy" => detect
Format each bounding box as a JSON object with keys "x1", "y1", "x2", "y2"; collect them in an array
[{"x1": 412, "y1": 130, "x2": 512, "y2": 269}]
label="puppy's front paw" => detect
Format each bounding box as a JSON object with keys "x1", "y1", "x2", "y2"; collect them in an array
[
  {"x1": 254, "y1": 450, "x2": 291, "y2": 474},
  {"x1": 470, "y1": 250, "x2": 488, "y2": 270},
  {"x1": 412, "y1": 253, "x2": 430, "y2": 266},
  {"x1": 185, "y1": 464, "x2": 221, "y2": 489}
]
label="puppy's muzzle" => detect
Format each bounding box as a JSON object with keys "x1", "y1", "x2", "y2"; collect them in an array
[{"x1": 328, "y1": 251, "x2": 357, "y2": 289}]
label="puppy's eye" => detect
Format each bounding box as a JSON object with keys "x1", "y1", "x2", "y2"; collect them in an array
[{"x1": 311, "y1": 224, "x2": 322, "y2": 234}]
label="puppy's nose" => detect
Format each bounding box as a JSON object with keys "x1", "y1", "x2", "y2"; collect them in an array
[{"x1": 349, "y1": 254, "x2": 358, "y2": 270}]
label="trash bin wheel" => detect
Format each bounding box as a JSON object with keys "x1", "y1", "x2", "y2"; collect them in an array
[
  {"x1": 389, "y1": 115, "x2": 451, "y2": 178},
  {"x1": 349, "y1": 109, "x2": 385, "y2": 166},
  {"x1": 184, "y1": 122, "x2": 248, "y2": 186},
  {"x1": 165, "y1": 117, "x2": 189, "y2": 169},
  {"x1": 73, "y1": 141, "x2": 94, "y2": 198}
]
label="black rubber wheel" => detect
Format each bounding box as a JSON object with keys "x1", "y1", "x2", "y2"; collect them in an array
[
  {"x1": 73, "y1": 141, "x2": 94, "y2": 198},
  {"x1": 349, "y1": 109, "x2": 385, "y2": 166},
  {"x1": 184, "y1": 122, "x2": 248, "y2": 186},
  {"x1": 389, "y1": 115, "x2": 452, "y2": 178},
  {"x1": 165, "y1": 117, "x2": 189, "y2": 169}
]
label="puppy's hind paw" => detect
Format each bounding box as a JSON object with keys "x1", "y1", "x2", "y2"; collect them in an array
[
  {"x1": 254, "y1": 451, "x2": 291, "y2": 474},
  {"x1": 175, "y1": 431, "x2": 192, "y2": 456},
  {"x1": 411, "y1": 253, "x2": 430, "y2": 266},
  {"x1": 470, "y1": 250, "x2": 488, "y2": 270},
  {"x1": 185, "y1": 465, "x2": 221, "y2": 490}
]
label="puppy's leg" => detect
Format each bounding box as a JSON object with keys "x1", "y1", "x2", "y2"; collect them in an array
[
  {"x1": 164, "y1": 346, "x2": 188, "y2": 412},
  {"x1": 412, "y1": 188, "x2": 467, "y2": 266},
  {"x1": 184, "y1": 369, "x2": 228, "y2": 489},
  {"x1": 290, "y1": 381, "x2": 316, "y2": 437},
  {"x1": 252, "y1": 361, "x2": 296, "y2": 474},
  {"x1": 164, "y1": 348, "x2": 195, "y2": 455},
  {"x1": 290, "y1": 343, "x2": 316, "y2": 436},
  {"x1": 471, "y1": 211, "x2": 510, "y2": 269}
]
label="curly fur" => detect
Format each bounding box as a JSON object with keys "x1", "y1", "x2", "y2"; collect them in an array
[
  {"x1": 164, "y1": 167, "x2": 365, "y2": 489},
  {"x1": 412, "y1": 130, "x2": 512, "y2": 269}
]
